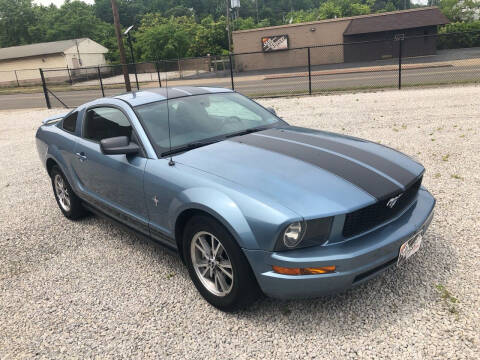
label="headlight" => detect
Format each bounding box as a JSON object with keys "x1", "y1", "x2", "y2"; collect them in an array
[
  {"x1": 275, "y1": 217, "x2": 334, "y2": 251},
  {"x1": 283, "y1": 221, "x2": 304, "y2": 248}
]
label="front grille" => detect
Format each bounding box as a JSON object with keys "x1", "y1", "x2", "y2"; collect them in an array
[{"x1": 343, "y1": 176, "x2": 422, "y2": 238}]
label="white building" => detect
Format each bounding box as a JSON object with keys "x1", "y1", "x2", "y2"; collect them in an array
[{"x1": 0, "y1": 38, "x2": 108, "y2": 86}]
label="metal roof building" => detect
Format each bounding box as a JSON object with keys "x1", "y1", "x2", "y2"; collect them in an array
[{"x1": 0, "y1": 38, "x2": 108, "y2": 86}]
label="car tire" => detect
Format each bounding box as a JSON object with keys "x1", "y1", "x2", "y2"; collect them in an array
[
  {"x1": 51, "y1": 165, "x2": 87, "y2": 220},
  {"x1": 183, "y1": 215, "x2": 260, "y2": 311}
]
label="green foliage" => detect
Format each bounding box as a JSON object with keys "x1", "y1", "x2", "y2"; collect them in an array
[
  {"x1": 0, "y1": 0, "x2": 36, "y2": 47},
  {"x1": 438, "y1": 21, "x2": 480, "y2": 49},
  {"x1": 1, "y1": 0, "x2": 479, "y2": 64},
  {"x1": 135, "y1": 16, "x2": 196, "y2": 60},
  {"x1": 27, "y1": 1, "x2": 118, "y2": 62},
  {"x1": 234, "y1": 17, "x2": 271, "y2": 31},
  {"x1": 436, "y1": 0, "x2": 480, "y2": 22},
  {"x1": 135, "y1": 14, "x2": 229, "y2": 60},
  {"x1": 286, "y1": 1, "x2": 372, "y2": 24}
]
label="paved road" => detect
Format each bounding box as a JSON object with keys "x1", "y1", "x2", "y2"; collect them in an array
[{"x1": 1, "y1": 65, "x2": 479, "y2": 110}]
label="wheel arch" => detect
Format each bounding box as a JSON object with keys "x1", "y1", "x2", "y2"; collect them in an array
[
  {"x1": 46, "y1": 157, "x2": 58, "y2": 177},
  {"x1": 171, "y1": 188, "x2": 260, "y2": 261}
]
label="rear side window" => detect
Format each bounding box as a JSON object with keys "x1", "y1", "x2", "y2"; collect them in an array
[
  {"x1": 62, "y1": 111, "x2": 77, "y2": 133},
  {"x1": 84, "y1": 107, "x2": 132, "y2": 142}
]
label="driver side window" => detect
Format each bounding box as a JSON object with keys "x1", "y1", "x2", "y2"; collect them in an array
[{"x1": 84, "y1": 107, "x2": 132, "y2": 142}]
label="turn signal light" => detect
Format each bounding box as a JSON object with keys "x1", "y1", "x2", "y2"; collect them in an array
[{"x1": 272, "y1": 265, "x2": 336, "y2": 275}]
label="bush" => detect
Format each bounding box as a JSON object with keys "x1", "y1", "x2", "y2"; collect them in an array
[{"x1": 438, "y1": 21, "x2": 480, "y2": 49}]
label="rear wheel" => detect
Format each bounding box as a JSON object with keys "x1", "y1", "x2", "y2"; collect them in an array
[
  {"x1": 51, "y1": 165, "x2": 87, "y2": 220},
  {"x1": 183, "y1": 215, "x2": 260, "y2": 311}
]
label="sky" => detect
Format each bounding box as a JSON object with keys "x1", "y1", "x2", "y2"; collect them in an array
[{"x1": 34, "y1": 0, "x2": 430, "y2": 7}]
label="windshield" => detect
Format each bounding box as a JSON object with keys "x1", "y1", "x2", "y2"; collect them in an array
[{"x1": 135, "y1": 92, "x2": 285, "y2": 156}]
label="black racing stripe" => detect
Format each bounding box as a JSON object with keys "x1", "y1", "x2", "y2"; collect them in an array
[
  {"x1": 262, "y1": 128, "x2": 416, "y2": 187},
  {"x1": 232, "y1": 133, "x2": 401, "y2": 199}
]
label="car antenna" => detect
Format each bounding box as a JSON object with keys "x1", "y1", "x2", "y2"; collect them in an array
[{"x1": 165, "y1": 73, "x2": 175, "y2": 166}]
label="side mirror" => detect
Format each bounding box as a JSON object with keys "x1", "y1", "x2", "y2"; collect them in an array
[
  {"x1": 100, "y1": 136, "x2": 139, "y2": 155},
  {"x1": 267, "y1": 107, "x2": 277, "y2": 115}
]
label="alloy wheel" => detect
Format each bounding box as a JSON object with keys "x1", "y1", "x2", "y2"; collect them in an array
[
  {"x1": 54, "y1": 174, "x2": 71, "y2": 212},
  {"x1": 190, "y1": 231, "x2": 234, "y2": 297}
]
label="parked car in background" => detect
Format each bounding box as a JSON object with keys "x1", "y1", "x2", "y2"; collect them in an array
[{"x1": 36, "y1": 87, "x2": 435, "y2": 311}]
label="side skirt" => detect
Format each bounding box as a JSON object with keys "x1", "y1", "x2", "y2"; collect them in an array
[{"x1": 81, "y1": 202, "x2": 179, "y2": 257}]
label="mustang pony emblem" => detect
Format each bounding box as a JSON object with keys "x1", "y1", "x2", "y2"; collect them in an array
[{"x1": 387, "y1": 194, "x2": 403, "y2": 208}]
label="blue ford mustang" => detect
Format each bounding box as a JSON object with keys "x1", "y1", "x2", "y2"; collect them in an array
[{"x1": 36, "y1": 87, "x2": 435, "y2": 311}]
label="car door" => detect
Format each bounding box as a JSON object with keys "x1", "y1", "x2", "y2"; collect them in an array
[{"x1": 72, "y1": 105, "x2": 149, "y2": 235}]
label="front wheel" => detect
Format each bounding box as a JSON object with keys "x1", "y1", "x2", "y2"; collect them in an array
[
  {"x1": 51, "y1": 165, "x2": 87, "y2": 220},
  {"x1": 183, "y1": 215, "x2": 260, "y2": 311}
]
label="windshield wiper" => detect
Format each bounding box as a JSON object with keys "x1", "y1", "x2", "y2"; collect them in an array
[
  {"x1": 224, "y1": 126, "x2": 269, "y2": 139},
  {"x1": 160, "y1": 126, "x2": 270, "y2": 157},
  {"x1": 161, "y1": 139, "x2": 220, "y2": 157}
]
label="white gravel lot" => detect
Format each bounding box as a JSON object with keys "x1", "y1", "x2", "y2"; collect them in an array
[{"x1": 0, "y1": 85, "x2": 479, "y2": 359}]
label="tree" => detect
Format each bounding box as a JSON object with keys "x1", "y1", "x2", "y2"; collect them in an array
[
  {"x1": 437, "y1": 0, "x2": 480, "y2": 22},
  {"x1": 0, "y1": 0, "x2": 36, "y2": 47},
  {"x1": 26, "y1": 1, "x2": 118, "y2": 62},
  {"x1": 191, "y1": 15, "x2": 229, "y2": 56},
  {"x1": 135, "y1": 16, "x2": 198, "y2": 60},
  {"x1": 94, "y1": 0, "x2": 146, "y2": 26}
]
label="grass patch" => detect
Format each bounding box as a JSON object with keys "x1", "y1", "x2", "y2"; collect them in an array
[
  {"x1": 442, "y1": 154, "x2": 450, "y2": 161},
  {"x1": 436, "y1": 284, "x2": 460, "y2": 317},
  {"x1": 451, "y1": 174, "x2": 464, "y2": 180}
]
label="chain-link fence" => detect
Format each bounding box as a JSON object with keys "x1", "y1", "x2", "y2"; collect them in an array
[
  {"x1": 39, "y1": 55, "x2": 234, "y2": 108},
  {"x1": 401, "y1": 31, "x2": 480, "y2": 87},
  {"x1": 0, "y1": 68, "x2": 45, "y2": 87},
  {"x1": 30, "y1": 30, "x2": 480, "y2": 108}
]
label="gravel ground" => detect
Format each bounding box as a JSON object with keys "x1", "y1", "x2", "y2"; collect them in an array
[{"x1": 0, "y1": 85, "x2": 479, "y2": 359}]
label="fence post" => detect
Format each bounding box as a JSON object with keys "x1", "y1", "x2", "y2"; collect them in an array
[
  {"x1": 307, "y1": 47, "x2": 312, "y2": 95},
  {"x1": 178, "y1": 58, "x2": 182, "y2": 79},
  {"x1": 97, "y1": 66, "x2": 105, "y2": 97},
  {"x1": 229, "y1": 54, "x2": 235, "y2": 91},
  {"x1": 66, "y1": 66, "x2": 73, "y2": 85},
  {"x1": 155, "y1": 61, "x2": 162, "y2": 87},
  {"x1": 14, "y1": 70, "x2": 20, "y2": 87},
  {"x1": 398, "y1": 38, "x2": 403, "y2": 90},
  {"x1": 39, "y1": 68, "x2": 51, "y2": 109}
]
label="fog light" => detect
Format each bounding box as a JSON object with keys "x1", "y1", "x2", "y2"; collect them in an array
[{"x1": 272, "y1": 265, "x2": 336, "y2": 275}]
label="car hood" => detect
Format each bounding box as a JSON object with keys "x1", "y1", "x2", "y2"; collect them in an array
[{"x1": 175, "y1": 127, "x2": 424, "y2": 217}]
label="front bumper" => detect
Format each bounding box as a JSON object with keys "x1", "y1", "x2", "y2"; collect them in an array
[{"x1": 244, "y1": 188, "x2": 435, "y2": 299}]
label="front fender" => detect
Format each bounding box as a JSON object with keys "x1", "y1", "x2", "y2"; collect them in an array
[
  {"x1": 169, "y1": 186, "x2": 300, "y2": 250},
  {"x1": 170, "y1": 187, "x2": 258, "y2": 249}
]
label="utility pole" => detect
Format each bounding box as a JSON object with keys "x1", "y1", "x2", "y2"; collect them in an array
[
  {"x1": 125, "y1": 25, "x2": 139, "y2": 90},
  {"x1": 255, "y1": 0, "x2": 259, "y2": 23},
  {"x1": 111, "y1": 0, "x2": 131, "y2": 92},
  {"x1": 226, "y1": 0, "x2": 232, "y2": 53}
]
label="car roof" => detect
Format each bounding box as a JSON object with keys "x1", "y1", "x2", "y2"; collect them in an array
[{"x1": 114, "y1": 86, "x2": 234, "y2": 107}]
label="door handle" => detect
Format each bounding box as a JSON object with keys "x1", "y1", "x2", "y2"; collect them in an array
[{"x1": 75, "y1": 152, "x2": 87, "y2": 162}]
